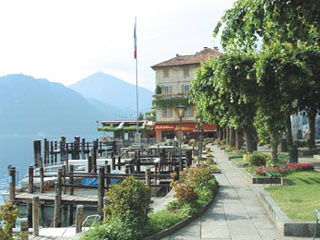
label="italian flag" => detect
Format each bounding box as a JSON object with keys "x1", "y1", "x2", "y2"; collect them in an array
[{"x1": 134, "y1": 17, "x2": 137, "y2": 59}]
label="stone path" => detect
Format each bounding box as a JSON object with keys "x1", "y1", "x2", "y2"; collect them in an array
[{"x1": 163, "y1": 146, "x2": 308, "y2": 240}]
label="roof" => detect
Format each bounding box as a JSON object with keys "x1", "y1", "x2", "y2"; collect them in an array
[{"x1": 151, "y1": 47, "x2": 222, "y2": 69}]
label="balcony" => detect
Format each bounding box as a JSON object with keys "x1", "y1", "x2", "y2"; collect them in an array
[{"x1": 153, "y1": 93, "x2": 188, "y2": 99}]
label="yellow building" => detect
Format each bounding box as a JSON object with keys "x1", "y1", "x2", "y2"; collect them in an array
[{"x1": 151, "y1": 47, "x2": 221, "y2": 141}]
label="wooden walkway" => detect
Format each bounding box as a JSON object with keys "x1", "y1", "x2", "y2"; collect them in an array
[{"x1": 14, "y1": 192, "x2": 98, "y2": 205}]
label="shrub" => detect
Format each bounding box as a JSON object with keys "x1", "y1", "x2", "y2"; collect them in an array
[
  {"x1": 104, "y1": 176, "x2": 152, "y2": 226},
  {"x1": 286, "y1": 163, "x2": 314, "y2": 171},
  {"x1": 255, "y1": 166, "x2": 287, "y2": 176},
  {"x1": 248, "y1": 152, "x2": 269, "y2": 167},
  {"x1": 171, "y1": 182, "x2": 198, "y2": 204}
]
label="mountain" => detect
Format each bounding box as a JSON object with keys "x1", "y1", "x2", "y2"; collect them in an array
[
  {"x1": 69, "y1": 72, "x2": 154, "y2": 114},
  {"x1": 0, "y1": 74, "x2": 105, "y2": 136}
]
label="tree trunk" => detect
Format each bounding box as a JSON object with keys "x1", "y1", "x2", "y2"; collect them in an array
[
  {"x1": 223, "y1": 127, "x2": 227, "y2": 142},
  {"x1": 236, "y1": 128, "x2": 243, "y2": 150},
  {"x1": 307, "y1": 110, "x2": 316, "y2": 149},
  {"x1": 244, "y1": 125, "x2": 257, "y2": 153},
  {"x1": 270, "y1": 131, "x2": 280, "y2": 163},
  {"x1": 219, "y1": 126, "x2": 224, "y2": 140},
  {"x1": 230, "y1": 128, "x2": 236, "y2": 147},
  {"x1": 286, "y1": 115, "x2": 297, "y2": 163},
  {"x1": 226, "y1": 127, "x2": 230, "y2": 145}
]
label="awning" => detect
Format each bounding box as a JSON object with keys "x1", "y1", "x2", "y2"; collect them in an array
[
  {"x1": 155, "y1": 124, "x2": 175, "y2": 131},
  {"x1": 203, "y1": 123, "x2": 217, "y2": 131},
  {"x1": 174, "y1": 124, "x2": 196, "y2": 132}
]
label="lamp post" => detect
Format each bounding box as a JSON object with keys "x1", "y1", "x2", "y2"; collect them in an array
[
  {"x1": 197, "y1": 116, "x2": 203, "y2": 165},
  {"x1": 176, "y1": 104, "x2": 185, "y2": 172}
]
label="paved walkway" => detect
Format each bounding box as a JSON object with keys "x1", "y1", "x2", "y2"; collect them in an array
[{"x1": 163, "y1": 146, "x2": 308, "y2": 240}]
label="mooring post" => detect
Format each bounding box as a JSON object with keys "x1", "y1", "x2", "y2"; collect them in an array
[
  {"x1": 28, "y1": 165, "x2": 34, "y2": 193},
  {"x1": 103, "y1": 196, "x2": 108, "y2": 221},
  {"x1": 136, "y1": 151, "x2": 141, "y2": 173},
  {"x1": 125, "y1": 164, "x2": 129, "y2": 174},
  {"x1": 32, "y1": 196, "x2": 39, "y2": 236},
  {"x1": 112, "y1": 156, "x2": 116, "y2": 170},
  {"x1": 98, "y1": 166, "x2": 105, "y2": 216},
  {"x1": 9, "y1": 166, "x2": 16, "y2": 201},
  {"x1": 105, "y1": 164, "x2": 111, "y2": 188},
  {"x1": 44, "y1": 138, "x2": 48, "y2": 165},
  {"x1": 33, "y1": 140, "x2": 41, "y2": 167},
  {"x1": 145, "y1": 168, "x2": 151, "y2": 187},
  {"x1": 186, "y1": 150, "x2": 192, "y2": 167},
  {"x1": 76, "y1": 205, "x2": 84, "y2": 233},
  {"x1": 54, "y1": 141, "x2": 58, "y2": 164},
  {"x1": 117, "y1": 156, "x2": 121, "y2": 170},
  {"x1": 88, "y1": 155, "x2": 92, "y2": 173},
  {"x1": 20, "y1": 217, "x2": 29, "y2": 240},
  {"x1": 129, "y1": 164, "x2": 134, "y2": 174},
  {"x1": 50, "y1": 141, "x2": 54, "y2": 164},
  {"x1": 53, "y1": 169, "x2": 62, "y2": 227},
  {"x1": 60, "y1": 136, "x2": 66, "y2": 163},
  {"x1": 62, "y1": 165, "x2": 67, "y2": 194},
  {"x1": 27, "y1": 202, "x2": 32, "y2": 228},
  {"x1": 69, "y1": 165, "x2": 74, "y2": 195},
  {"x1": 174, "y1": 165, "x2": 179, "y2": 180},
  {"x1": 40, "y1": 166, "x2": 44, "y2": 193},
  {"x1": 93, "y1": 141, "x2": 98, "y2": 173},
  {"x1": 74, "y1": 136, "x2": 80, "y2": 160}
]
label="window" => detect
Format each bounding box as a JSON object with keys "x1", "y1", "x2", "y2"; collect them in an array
[
  {"x1": 184, "y1": 84, "x2": 190, "y2": 94},
  {"x1": 163, "y1": 69, "x2": 169, "y2": 78},
  {"x1": 162, "y1": 107, "x2": 171, "y2": 118},
  {"x1": 163, "y1": 85, "x2": 171, "y2": 95}
]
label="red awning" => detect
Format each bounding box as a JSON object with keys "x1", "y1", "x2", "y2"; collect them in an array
[
  {"x1": 203, "y1": 123, "x2": 217, "y2": 131},
  {"x1": 174, "y1": 124, "x2": 196, "y2": 132},
  {"x1": 155, "y1": 124, "x2": 175, "y2": 131}
]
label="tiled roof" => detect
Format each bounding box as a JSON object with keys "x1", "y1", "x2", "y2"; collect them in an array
[{"x1": 151, "y1": 48, "x2": 222, "y2": 69}]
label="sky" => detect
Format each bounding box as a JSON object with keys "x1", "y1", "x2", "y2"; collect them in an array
[{"x1": 0, "y1": 0, "x2": 235, "y2": 91}]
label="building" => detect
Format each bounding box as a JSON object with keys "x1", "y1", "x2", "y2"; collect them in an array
[{"x1": 151, "y1": 47, "x2": 221, "y2": 141}]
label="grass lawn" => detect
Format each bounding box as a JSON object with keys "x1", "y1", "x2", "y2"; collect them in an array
[
  {"x1": 227, "y1": 151, "x2": 242, "y2": 157},
  {"x1": 266, "y1": 171, "x2": 320, "y2": 221},
  {"x1": 233, "y1": 156, "x2": 246, "y2": 163}
]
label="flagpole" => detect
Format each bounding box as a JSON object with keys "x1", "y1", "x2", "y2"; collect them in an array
[{"x1": 134, "y1": 16, "x2": 139, "y2": 135}]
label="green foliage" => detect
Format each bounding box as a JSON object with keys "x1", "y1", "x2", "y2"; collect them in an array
[
  {"x1": 152, "y1": 97, "x2": 190, "y2": 108},
  {"x1": 98, "y1": 126, "x2": 151, "y2": 132},
  {"x1": 248, "y1": 151, "x2": 270, "y2": 167},
  {"x1": 0, "y1": 202, "x2": 20, "y2": 240},
  {"x1": 145, "y1": 109, "x2": 156, "y2": 121},
  {"x1": 104, "y1": 176, "x2": 152, "y2": 226},
  {"x1": 138, "y1": 112, "x2": 144, "y2": 120},
  {"x1": 155, "y1": 85, "x2": 162, "y2": 94}
]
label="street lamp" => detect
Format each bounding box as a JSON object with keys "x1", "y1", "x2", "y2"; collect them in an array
[
  {"x1": 176, "y1": 104, "x2": 185, "y2": 172},
  {"x1": 197, "y1": 116, "x2": 203, "y2": 165}
]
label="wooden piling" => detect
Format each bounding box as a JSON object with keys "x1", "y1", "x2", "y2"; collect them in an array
[
  {"x1": 105, "y1": 164, "x2": 111, "y2": 188},
  {"x1": 28, "y1": 166, "x2": 34, "y2": 193},
  {"x1": 54, "y1": 141, "x2": 58, "y2": 164},
  {"x1": 44, "y1": 138, "x2": 49, "y2": 165},
  {"x1": 136, "y1": 151, "x2": 141, "y2": 173},
  {"x1": 53, "y1": 169, "x2": 62, "y2": 227},
  {"x1": 39, "y1": 166, "x2": 44, "y2": 193},
  {"x1": 112, "y1": 157, "x2": 116, "y2": 170},
  {"x1": 117, "y1": 157, "x2": 121, "y2": 170},
  {"x1": 125, "y1": 164, "x2": 129, "y2": 174},
  {"x1": 33, "y1": 140, "x2": 41, "y2": 167},
  {"x1": 145, "y1": 168, "x2": 151, "y2": 187},
  {"x1": 50, "y1": 141, "x2": 54, "y2": 164},
  {"x1": 174, "y1": 165, "x2": 179, "y2": 180},
  {"x1": 81, "y1": 138, "x2": 86, "y2": 159},
  {"x1": 76, "y1": 205, "x2": 84, "y2": 233},
  {"x1": 9, "y1": 166, "x2": 16, "y2": 201},
  {"x1": 60, "y1": 136, "x2": 66, "y2": 163},
  {"x1": 69, "y1": 165, "x2": 74, "y2": 195},
  {"x1": 186, "y1": 150, "x2": 192, "y2": 167},
  {"x1": 62, "y1": 165, "x2": 67, "y2": 194},
  {"x1": 74, "y1": 136, "x2": 80, "y2": 160},
  {"x1": 88, "y1": 155, "x2": 92, "y2": 173},
  {"x1": 98, "y1": 167, "x2": 105, "y2": 216},
  {"x1": 32, "y1": 196, "x2": 39, "y2": 236}
]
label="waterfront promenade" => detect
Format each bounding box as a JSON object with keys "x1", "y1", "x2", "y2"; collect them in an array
[{"x1": 163, "y1": 145, "x2": 308, "y2": 240}]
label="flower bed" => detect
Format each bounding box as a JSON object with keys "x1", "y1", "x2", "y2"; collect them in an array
[{"x1": 254, "y1": 163, "x2": 314, "y2": 177}]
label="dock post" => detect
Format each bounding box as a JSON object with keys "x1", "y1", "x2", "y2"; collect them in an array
[
  {"x1": 98, "y1": 167, "x2": 105, "y2": 217},
  {"x1": 50, "y1": 141, "x2": 54, "y2": 164},
  {"x1": 62, "y1": 165, "x2": 67, "y2": 194},
  {"x1": 74, "y1": 136, "x2": 80, "y2": 160},
  {"x1": 69, "y1": 165, "x2": 74, "y2": 195},
  {"x1": 20, "y1": 218, "x2": 29, "y2": 240},
  {"x1": 53, "y1": 169, "x2": 62, "y2": 227},
  {"x1": 28, "y1": 165, "x2": 34, "y2": 193},
  {"x1": 174, "y1": 165, "x2": 179, "y2": 180},
  {"x1": 54, "y1": 141, "x2": 58, "y2": 164},
  {"x1": 145, "y1": 168, "x2": 151, "y2": 187},
  {"x1": 60, "y1": 136, "x2": 66, "y2": 163},
  {"x1": 33, "y1": 140, "x2": 41, "y2": 167},
  {"x1": 81, "y1": 138, "x2": 86, "y2": 159},
  {"x1": 76, "y1": 205, "x2": 84, "y2": 233},
  {"x1": 39, "y1": 166, "x2": 44, "y2": 193},
  {"x1": 105, "y1": 164, "x2": 111, "y2": 188},
  {"x1": 136, "y1": 151, "x2": 141, "y2": 173},
  {"x1": 44, "y1": 138, "x2": 49, "y2": 165},
  {"x1": 27, "y1": 202, "x2": 32, "y2": 228},
  {"x1": 112, "y1": 157, "x2": 116, "y2": 170},
  {"x1": 9, "y1": 166, "x2": 16, "y2": 201},
  {"x1": 93, "y1": 141, "x2": 98, "y2": 173},
  {"x1": 186, "y1": 150, "x2": 192, "y2": 167},
  {"x1": 129, "y1": 164, "x2": 134, "y2": 174},
  {"x1": 117, "y1": 156, "x2": 121, "y2": 170},
  {"x1": 125, "y1": 164, "x2": 129, "y2": 174},
  {"x1": 32, "y1": 196, "x2": 39, "y2": 236}
]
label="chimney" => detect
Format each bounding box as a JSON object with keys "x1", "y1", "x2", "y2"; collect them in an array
[{"x1": 214, "y1": 46, "x2": 219, "y2": 50}]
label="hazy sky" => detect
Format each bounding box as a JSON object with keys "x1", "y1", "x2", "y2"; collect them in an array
[{"x1": 0, "y1": 0, "x2": 235, "y2": 91}]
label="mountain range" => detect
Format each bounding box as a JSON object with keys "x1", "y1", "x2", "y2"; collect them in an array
[{"x1": 0, "y1": 73, "x2": 153, "y2": 137}]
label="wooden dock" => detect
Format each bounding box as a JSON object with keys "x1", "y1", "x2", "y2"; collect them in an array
[{"x1": 14, "y1": 192, "x2": 98, "y2": 205}]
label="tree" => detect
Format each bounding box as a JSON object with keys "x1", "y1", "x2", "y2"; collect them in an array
[
  {"x1": 138, "y1": 112, "x2": 144, "y2": 120},
  {"x1": 145, "y1": 109, "x2": 156, "y2": 122}
]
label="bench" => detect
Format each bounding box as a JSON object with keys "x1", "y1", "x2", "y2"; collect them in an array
[{"x1": 314, "y1": 209, "x2": 320, "y2": 240}]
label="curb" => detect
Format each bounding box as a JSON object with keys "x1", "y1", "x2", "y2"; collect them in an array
[
  {"x1": 257, "y1": 190, "x2": 319, "y2": 237},
  {"x1": 143, "y1": 187, "x2": 219, "y2": 240},
  {"x1": 243, "y1": 168, "x2": 283, "y2": 184}
]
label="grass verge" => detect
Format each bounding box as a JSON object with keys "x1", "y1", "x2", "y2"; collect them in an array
[{"x1": 265, "y1": 171, "x2": 320, "y2": 221}]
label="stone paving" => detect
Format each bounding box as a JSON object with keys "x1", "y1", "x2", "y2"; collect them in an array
[{"x1": 163, "y1": 146, "x2": 309, "y2": 240}]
